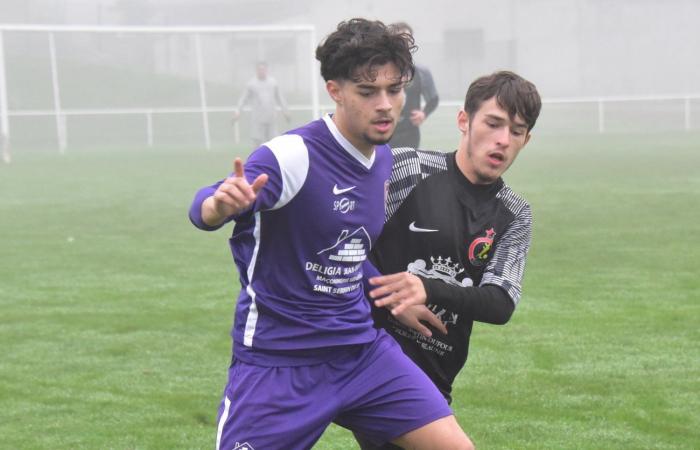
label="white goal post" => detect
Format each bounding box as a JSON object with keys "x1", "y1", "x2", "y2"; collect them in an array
[{"x1": 0, "y1": 24, "x2": 320, "y2": 152}]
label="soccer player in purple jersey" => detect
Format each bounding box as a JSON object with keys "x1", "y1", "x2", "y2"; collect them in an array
[{"x1": 189, "y1": 19, "x2": 474, "y2": 450}]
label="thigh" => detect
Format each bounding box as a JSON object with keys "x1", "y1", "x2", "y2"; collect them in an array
[
  {"x1": 334, "y1": 331, "x2": 453, "y2": 446},
  {"x1": 393, "y1": 415, "x2": 473, "y2": 450},
  {"x1": 215, "y1": 360, "x2": 336, "y2": 450},
  {"x1": 352, "y1": 430, "x2": 403, "y2": 450}
]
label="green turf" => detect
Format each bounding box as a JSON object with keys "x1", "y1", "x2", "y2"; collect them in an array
[{"x1": 1, "y1": 131, "x2": 698, "y2": 449}]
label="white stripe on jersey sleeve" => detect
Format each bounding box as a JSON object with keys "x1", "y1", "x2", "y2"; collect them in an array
[
  {"x1": 265, "y1": 134, "x2": 309, "y2": 210},
  {"x1": 480, "y1": 186, "x2": 532, "y2": 305}
]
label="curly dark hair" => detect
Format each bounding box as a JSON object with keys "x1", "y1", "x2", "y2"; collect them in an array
[
  {"x1": 316, "y1": 18, "x2": 416, "y2": 83},
  {"x1": 464, "y1": 71, "x2": 542, "y2": 132}
]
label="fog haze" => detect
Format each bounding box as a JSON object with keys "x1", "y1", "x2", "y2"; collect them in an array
[{"x1": 1, "y1": 0, "x2": 698, "y2": 99}]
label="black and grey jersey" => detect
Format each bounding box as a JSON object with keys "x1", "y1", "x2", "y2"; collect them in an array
[{"x1": 371, "y1": 147, "x2": 532, "y2": 401}]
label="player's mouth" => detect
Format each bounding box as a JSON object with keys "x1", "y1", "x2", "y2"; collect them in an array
[
  {"x1": 487, "y1": 151, "x2": 506, "y2": 166},
  {"x1": 372, "y1": 118, "x2": 394, "y2": 133}
]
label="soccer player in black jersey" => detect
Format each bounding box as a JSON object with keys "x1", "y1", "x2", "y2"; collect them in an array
[{"x1": 354, "y1": 71, "x2": 542, "y2": 450}]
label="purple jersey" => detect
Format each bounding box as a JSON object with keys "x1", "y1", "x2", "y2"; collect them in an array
[{"x1": 190, "y1": 115, "x2": 392, "y2": 366}]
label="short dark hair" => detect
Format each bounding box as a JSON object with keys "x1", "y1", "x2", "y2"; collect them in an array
[
  {"x1": 464, "y1": 71, "x2": 542, "y2": 132},
  {"x1": 316, "y1": 18, "x2": 416, "y2": 83}
]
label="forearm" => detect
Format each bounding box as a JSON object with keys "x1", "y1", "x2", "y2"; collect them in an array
[
  {"x1": 422, "y1": 95, "x2": 439, "y2": 117},
  {"x1": 189, "y1": 183, "x2": 248, "y2": 231},
  {"x1": 421, "y1": 278, "x2": 514, "y2": 324},
  {"x1": 200, "y1": 196, "x2": 229, "y2": 228},
  {"x1": 189, "y1": 186, "x2": 223, "y2": 231}
]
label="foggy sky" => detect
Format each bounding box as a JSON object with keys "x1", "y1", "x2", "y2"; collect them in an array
[{"x1": 1, "y1": 0, "x2": 698, "y2": 99}]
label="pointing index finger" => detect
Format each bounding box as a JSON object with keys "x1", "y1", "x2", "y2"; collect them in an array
[{"x1": 233, "y1": 158, "x2": 244, "y2": 178}]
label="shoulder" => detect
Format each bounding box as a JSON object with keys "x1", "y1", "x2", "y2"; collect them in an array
[
  {"x1": 247, "y1": 134, "x2": 308, "y2": 171},
  {"x1": 258, "y1": 134, "x2": 311, "y2": 209},
  {"x1": 497, "y1": 183, "x2": 531, "y2": 219},
  {"x1": 391, "y1": 147, "x2": 448, "y2": 172}
]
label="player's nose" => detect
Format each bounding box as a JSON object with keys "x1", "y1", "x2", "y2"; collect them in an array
[
  {"x1": 376, "y1": 90, "x2": 392, "y2": 111},
  {"x1": 495, "y1": 126, "x2": 511, "y2": 147}
]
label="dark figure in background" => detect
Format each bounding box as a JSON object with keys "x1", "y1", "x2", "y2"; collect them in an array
[{"x1": 388, "y1": 22, "x2": 439, "y2": 149}]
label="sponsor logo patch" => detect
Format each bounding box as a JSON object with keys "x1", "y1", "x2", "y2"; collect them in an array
[{"x1": 468, "y1": 228, "x2": 496, "y2": 266}]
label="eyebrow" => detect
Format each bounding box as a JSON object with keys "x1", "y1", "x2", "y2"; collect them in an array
[
  {"x1": 485, "y1": 114, "x2": 527, "y2": 130},
  {"x1": 355, "y1": 80, "x2": 404, "y2": 90}
]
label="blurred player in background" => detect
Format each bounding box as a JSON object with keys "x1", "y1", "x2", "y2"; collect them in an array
[
  {"x1": 232, "y1": 61, "x2": 290, "y2": 148},
  {"x1": 355, "y1": 71, "x2": 542, "y2": 450},
  {"x1": 388, "y1": 22, "x2": 439, "y2": 149},
  {"x1": 189, "y1": 18, "x2": 474, "y2": 450}
]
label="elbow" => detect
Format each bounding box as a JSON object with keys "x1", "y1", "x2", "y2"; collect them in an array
[
  {"x1": 495, "y1": 308, "x2": 514, "y2": 325},
  {"x1": 492, "y1": 300, "x2": 515, "y2": 325}
]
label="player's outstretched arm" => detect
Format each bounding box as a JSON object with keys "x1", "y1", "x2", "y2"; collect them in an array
[
  {"x1": 201, "y1": 158, "x2": 268, "y2": 227},
  {"x1": 370, "y1": 270, "x2": 515, "y2": 325}
]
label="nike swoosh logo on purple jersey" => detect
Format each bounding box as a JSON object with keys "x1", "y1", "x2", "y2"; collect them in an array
[{"x1": 333, "y1": 184, "x2": 356, "y2": 195}]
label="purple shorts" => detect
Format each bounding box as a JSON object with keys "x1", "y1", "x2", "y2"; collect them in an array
[{"x1": 215, "y1": 330, "x2": 452, "y2": 450}]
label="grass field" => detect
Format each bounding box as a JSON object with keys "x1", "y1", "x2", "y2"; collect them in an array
[{"x1": 1, "y1": 130, "x2": 699, "y2": 449}]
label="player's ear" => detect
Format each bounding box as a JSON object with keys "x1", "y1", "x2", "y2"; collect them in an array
[
  {"x1": 326, "y1": 80, "x2": 343, "y2": 104},
  {"x1": 457, "y1": 109, "x2": 469, "y2": 133}
]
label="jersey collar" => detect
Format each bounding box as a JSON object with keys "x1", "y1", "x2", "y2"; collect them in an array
[{"x1": 323, "y1": 114, "x2": 376, "y2": 170}]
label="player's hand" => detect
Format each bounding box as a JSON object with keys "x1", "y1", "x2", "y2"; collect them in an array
[
  {"x1": 232, "y1": 110, "x2": 241, "y2": 121},
  {"x1": 370, "y1": 272, "x2": 427, "y2": 316},
  {"x1": 205, "y1": 158, "x2": 267, "y2": 224},
  {"x1": 409, "y1": 109, "x2": 426, "y2": 126},
  {"x1": 393, "y1": 305, "x2": 447, "y2": 337}
]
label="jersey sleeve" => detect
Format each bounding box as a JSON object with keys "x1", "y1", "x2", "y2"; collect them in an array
[
  {"x1": 188, "y1": 139, "x2": 305, "y2": 231},
  {"x1": 241, "y1": 144, "x2": 284, "y2": 213},
  {"x1": 480, "y1": 203, "x2": 532, "y2": 305},
  {"x1": 189, "y1": 181, "x2": 226, "y2": 231},
  {"x1": 420, "y1": 280, "x2": 514, "y2": 324},
  {"x1": 386, "y1": 148, "x2": 448, "y2": 221}
]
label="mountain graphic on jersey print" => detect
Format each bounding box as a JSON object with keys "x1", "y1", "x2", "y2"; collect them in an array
[{"x1": 317, "y1": 227, "x2": 371, "y2": 263}]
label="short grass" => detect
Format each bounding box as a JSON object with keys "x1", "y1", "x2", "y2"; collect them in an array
[{"x1": 1, "y1": 131, "x2": 698, "y2": 449}]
